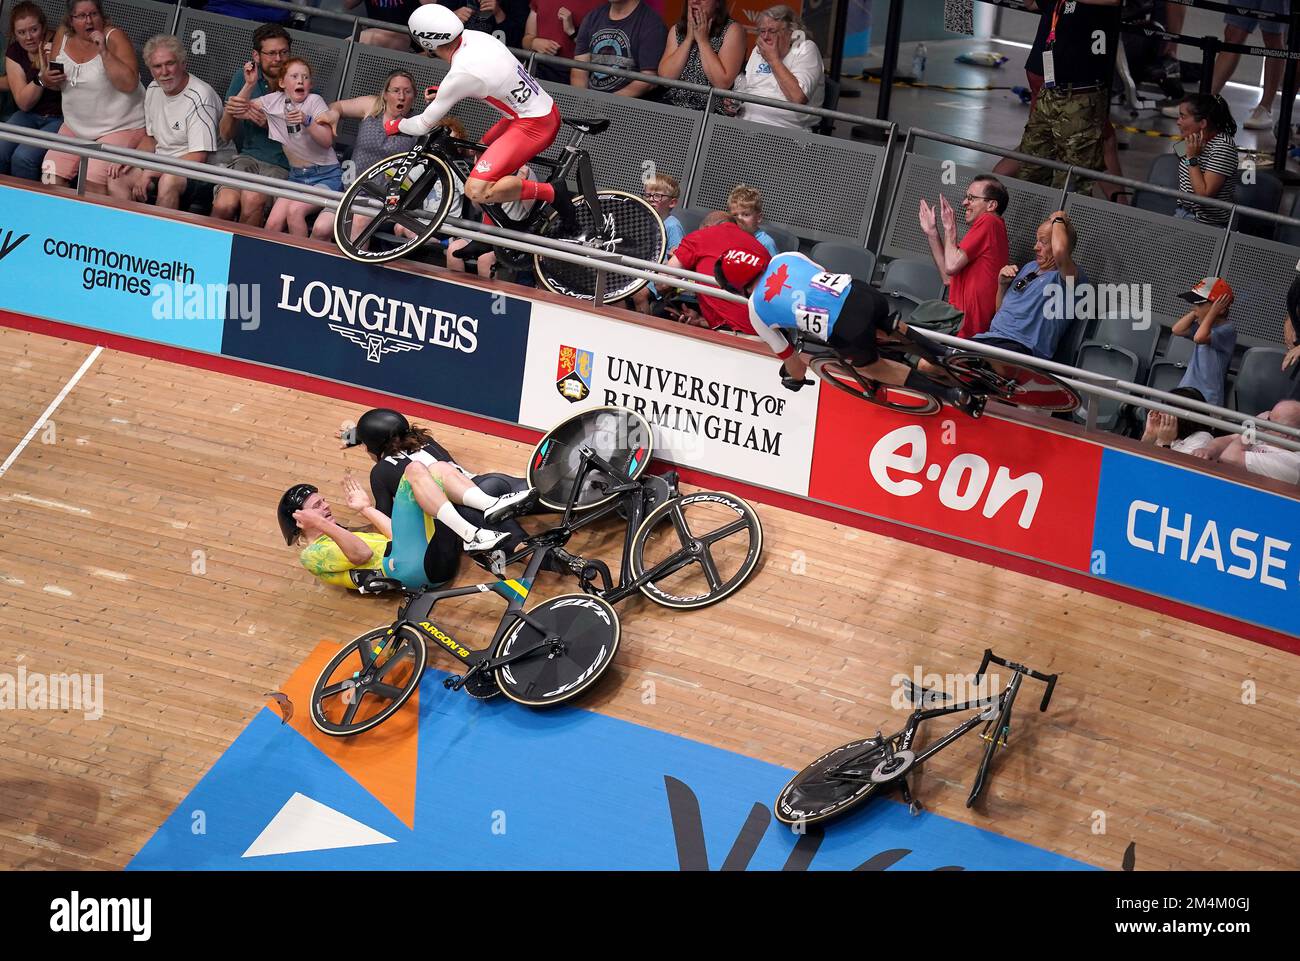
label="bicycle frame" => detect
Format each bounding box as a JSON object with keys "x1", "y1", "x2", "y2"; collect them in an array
[
  {"x1": 392, "y1": 123, "x2": 605, "y2": 236},
  {"x1": 832, "y1": 650, "x2": 1058, "y2": 808},
  {"x1": 499, "y1": 445, "x2": 678, "y2": 604}
]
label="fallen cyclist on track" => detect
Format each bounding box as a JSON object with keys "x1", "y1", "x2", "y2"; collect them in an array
[
  {"x1": 278, "y1": 460, "x2": 535, "y2": 593},
  {"x1": 713, "y1": 245, "x2": 987, "y2": 417}
]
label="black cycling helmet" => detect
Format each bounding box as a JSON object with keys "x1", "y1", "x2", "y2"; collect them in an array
[
  {"x1": 342, "y1": 408, "x2": 410, "y2": 457},
  {"x1": 277, "y1": 483, "x2": 318, "y2": 546}
]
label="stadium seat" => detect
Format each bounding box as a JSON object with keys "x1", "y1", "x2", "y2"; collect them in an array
[
  {"x1": 760, "y1": 222, "x2": 800, "y2": 254},
  {"x1": 1134, "y1": 359, "x2": 1191, "y2": 428},
  {"x1": 878, "y1": 257, "x2": 944, "y2": 322},
  {"x1": 1234, "y1": 170, "x2": 1284, "y2": 240},
  {"x1": 672, "y1": 207, "x2": 708, "y2": 235},
  {"x1": 1278, "y1": 193, "x2": 1300, "y2": 247},
  {"x1": 1072, "y1": 343, "x2": 1142, "y2": 432},
  {"x1": 1158, "y1": 331, "x2": 1195, "y2": 366},
  {"x1": 1133, "y1": 154, "x2": 1179, "y2": 216},
  {"x1": 1089, "y1": 314, "x2": 1161, "y2": 381},
  {"x1": 1229, "y1": 347, "x2": 1295, "y2": 413},
  {"x1": 810, "y1": 241, "x2": 877, "y2": 284}
]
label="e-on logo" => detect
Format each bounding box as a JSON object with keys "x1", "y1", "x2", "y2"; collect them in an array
[{"x1": 0, "y1": 228, "x2": 29, "y2": 262}]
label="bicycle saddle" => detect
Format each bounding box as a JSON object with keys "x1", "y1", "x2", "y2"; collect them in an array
[{"x1": 562, "y1": 117, "x2": 610, "y2": 135}]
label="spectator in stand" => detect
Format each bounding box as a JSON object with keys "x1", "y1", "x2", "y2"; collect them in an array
[
  {"x1": 39, "y1": 0, "x2": 146, "y2": 194},
  {"x1": 1007, "y1": 0, "x2": 1120, "y2": 192},
  {"x1": 1171, "y1": 277, "x2": 1236, "y2": 408},
  {"x1": 729, "y1": 5, "x2": 824, "y2": 130},
  {"x1": 1173, "y1": 94, "x2": 1238, "y2": 227},
  {"x1": 917, "y1": 176, "x2": 1010, "y2": 339},
  {"x1": 524, "y1": 0, "x2": 602, "y2": 84},
  {"x1": 571, "y1": 0, "x2": 667, "y2": 97},
  {"x1": 727, "y1": 184, "x2": 777, "y2": 255},
  {"x1": 248, "y1": 56, "x2": 342, "y2": 237},
  {"x1": 1283, "y1": 275, "x2": 1300, "y2": 401},
  {"x1": 213, "y1": 24, "x2": 292, "y2": 226},
  {"x1": 107, "y1": 35, "x2": 229, "y2": 209},
  {"x1": 667, "y1": 210, "x2": 768, "y2": 334},
  {"x1": 992, "y1": 0, "x2": 1126, "y2": 202},
  {"x1": 1193, "y1": 399, "x2": 1300, "y2": 484},
  {"x1": 631, "y1": 172, "x2": 685, "y2": 313},
  {"x1": 441, "y1": 0, "x2": 530, "y2": 47},
  {"x1": 310, "y1": 69, "x2": 418, "y2": 241},
  {"x1": 343, "y1": 0, "x2": 427, "y2": 51},
  {"x1": 658, "y1": 0, "x2": 744, "y2": 112},
  {"x1": 1, "y1": 3, "x2": 63, "y2": 182},
  {"x1": 918, "y1": 211, "x2": 1082, "y2": 370},
  {"x1": 1207, "y1": 0, "x2": 1290, "y2": 131},
  {"x1": 1140, "y1": 387, "x2": 1215, "y2": 455}
]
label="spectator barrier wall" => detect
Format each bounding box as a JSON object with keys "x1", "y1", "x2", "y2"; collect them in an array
[{"x1": 1, "y1": 182, "x2": 1297, "y2": 644}]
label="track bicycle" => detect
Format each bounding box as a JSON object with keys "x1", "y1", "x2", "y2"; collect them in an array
[
  {"x1": 309, "y1": 406, "x2": 763, "y2": 736},
  {"x1": 332, "y1": 114, "x2": 666, "y2": 301},
  {"x1": 787, "y1": 301, "x2": 1080, "y2": 416},
  {"x1": 774, "y1": 650, "x2": 1059, "y2": 826}
]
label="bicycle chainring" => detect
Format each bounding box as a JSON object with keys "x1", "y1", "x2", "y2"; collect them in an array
[{"x1": 870, "y1": 749, "x2": 916, "y2": 783}]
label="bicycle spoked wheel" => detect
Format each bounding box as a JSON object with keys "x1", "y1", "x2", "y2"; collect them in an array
[
  {"x1": 629, "y1": 491, "x2": 763, "y2": 609},
  {"x1": 534, "y1": 190, "x2": 667, "y2": 301},
  {"x1": 809, "y1": 356, "x2": 941, "y2": 415},
  {"x1": 493, "y1": 594, "x2": 620, "y2": 706},
  {"x1": 333, "y1": 152, "x2": 455, "y2": 264},
  {"x1": 310, "y1": 624, "x2": 427, "y2": 736},
  {"x1": 774, "y1": 732, "x2": 904, "y2": 826},
  {"x1": 942, "y1": 351, "x2": 1080, "y2": 413}
]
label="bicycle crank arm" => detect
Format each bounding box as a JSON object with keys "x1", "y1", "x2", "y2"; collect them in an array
[{"x1": 479, "y1": 637, "x2": 566, "y2": 675}]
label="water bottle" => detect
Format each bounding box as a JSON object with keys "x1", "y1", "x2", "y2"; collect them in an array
[{"x1": 912, "y1": 43, "x2": 927, "y2": 82}]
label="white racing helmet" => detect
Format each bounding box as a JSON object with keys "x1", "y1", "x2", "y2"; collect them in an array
[{"x1": 409, "y1": 5, "x2": 465, "y2": 53}]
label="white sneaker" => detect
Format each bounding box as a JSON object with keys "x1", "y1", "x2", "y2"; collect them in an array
[
  {"x1": 483, "y1": 487, "x2": 538, "y2": 525},
  {"x1": 1244, "y1": 105, "x2": 1273, "y2": 130},
  {"x1": 463, "y1": 528, "x2": 510, "y2": 553}
]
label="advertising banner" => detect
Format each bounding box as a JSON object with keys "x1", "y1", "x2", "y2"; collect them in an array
[
  {"x1": 0, "y1": 186, "x2": 233, "y2": 352},
  {"x1": 222, "y1": 236, "x2": 531, "y2": 422},
  {"x1": 518, "y1": 302, "x2": 818, "y2": 494},
  {"x1": 809, "y1": 387, "x2": 1101, "y2": 571},
  {"x1": 1092, "y1": 449, "x2": 1300, "y2": 636}
]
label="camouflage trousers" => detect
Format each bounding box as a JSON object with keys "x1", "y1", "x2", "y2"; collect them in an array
[{"x1": 1015, "y1": 87, "x2": 1107, "y2": 192}]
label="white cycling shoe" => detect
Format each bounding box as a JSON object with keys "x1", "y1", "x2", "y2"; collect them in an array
[
  {"x1": 483, "y1": 487, "x2": 538, "y2": 525},
  {"x1": 463, "y1": 528, "x2": 511, "y2": 553}
]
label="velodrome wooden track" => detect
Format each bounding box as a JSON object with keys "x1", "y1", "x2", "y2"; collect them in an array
[{"x1": 1, "y1": 324, "x2": 1298, "y2": 872}]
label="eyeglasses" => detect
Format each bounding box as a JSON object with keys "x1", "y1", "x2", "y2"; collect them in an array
[
  {"x1": 644, "y1": 191, "x2": 673, "y2": 201},
  {"x1": 1013, "y1": 270, "x2": 1040, "y2": 292},
  {"x1": 258, "y1": 48, "x2": 290, "y2": 59},
  {"x1": 71, "y1": 12, "x2": 98, "y2": 21},
  {"x1": 964, "y1": 193, "x2": 991, "y2": 202},
  {"x1": 757, "y1": 25, "x2": 790, "y2": 36}
]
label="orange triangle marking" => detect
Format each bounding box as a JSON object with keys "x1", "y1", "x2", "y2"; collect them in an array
[{"x1": 270, "y1": 641, "x2": 420, "y2": 829}]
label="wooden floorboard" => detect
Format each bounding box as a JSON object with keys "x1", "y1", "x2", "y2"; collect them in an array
[{"x1": 1, "y1": 325, "x2": 1297, "y2": 871}]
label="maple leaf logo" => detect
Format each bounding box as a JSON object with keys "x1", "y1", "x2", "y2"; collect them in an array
[{"x1": 762, "y1": 263, "x2": 790, "y2": 302}]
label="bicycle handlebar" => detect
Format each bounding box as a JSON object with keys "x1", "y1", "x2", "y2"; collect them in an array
[{"x1": 976, "y1": 649, "x2": 1059, "y2": 713}]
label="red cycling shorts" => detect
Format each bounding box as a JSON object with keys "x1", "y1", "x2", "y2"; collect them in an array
[{"x1": 469, "y1": 105, "x2": 561, "y2": 183}]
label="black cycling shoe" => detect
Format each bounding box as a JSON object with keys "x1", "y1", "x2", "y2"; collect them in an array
[{"x1": 549, "y1": 180, "x2": 583, "y2": 239}]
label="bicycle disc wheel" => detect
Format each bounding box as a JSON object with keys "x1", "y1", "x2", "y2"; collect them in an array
[
  {"x1": 809, "y1": 356, "x2": 942, "y2": 415},
  {"x1": 629, "y1": 491, "x2": 763, "y2": 609},
  {"x1": 310, "y1": 624, "x2": 427, "y2": 736},
  {"x1": 528, "y1": 405, "x2": 654, "y2": 511},
  {"x1": 333, "y1": 152, "x2": 455, "y2": 264},
  {"x1": 534, "y1": 190, "x2": 667, "y2": 301},
  {"x1": 493, "y1": 594, "x2": 620, "y2": 706},
  {"x1": 774, "y1": 732, "x2": 904, "y2": 826},
  {"x1": 942, "y1": 351, "x2": 1080, "y2": 413}
]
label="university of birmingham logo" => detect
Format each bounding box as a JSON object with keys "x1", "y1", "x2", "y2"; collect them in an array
[{"x1": 556, "y1": 344, "x2": 593, "y2": 402}]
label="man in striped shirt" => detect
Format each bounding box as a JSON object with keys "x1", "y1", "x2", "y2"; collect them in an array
[{"x1": 108, "y1": 35, "x2": 230, "y2": 209}]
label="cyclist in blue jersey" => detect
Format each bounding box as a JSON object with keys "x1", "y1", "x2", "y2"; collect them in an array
[{"x1": 715, "y1": 247, "x2": 983, "y2": 415}]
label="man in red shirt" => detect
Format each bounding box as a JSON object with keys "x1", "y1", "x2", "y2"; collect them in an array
[
  {"x1": 918, "y1": 175, "x2": 1010, "y2": 339},
  {"x1": 668, "y1": 212, "x2": 769, "y2": 335}
]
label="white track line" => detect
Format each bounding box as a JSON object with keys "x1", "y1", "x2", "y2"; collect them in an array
[{"x1": 0, "y1": 346, "x2": 102, "y2": 481}]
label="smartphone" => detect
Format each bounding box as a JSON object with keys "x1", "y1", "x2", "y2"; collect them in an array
[
  {"x1": 1173, "y1": 139, "x2": 1187, "y2": 159},
  {"x1": 48, "y1": 62, "x2": 64, "y2": 75}
]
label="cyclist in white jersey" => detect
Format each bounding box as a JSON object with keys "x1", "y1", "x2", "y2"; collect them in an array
[{"x1": 393, "y1": 6, "x2": 573, "y2": 217}]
